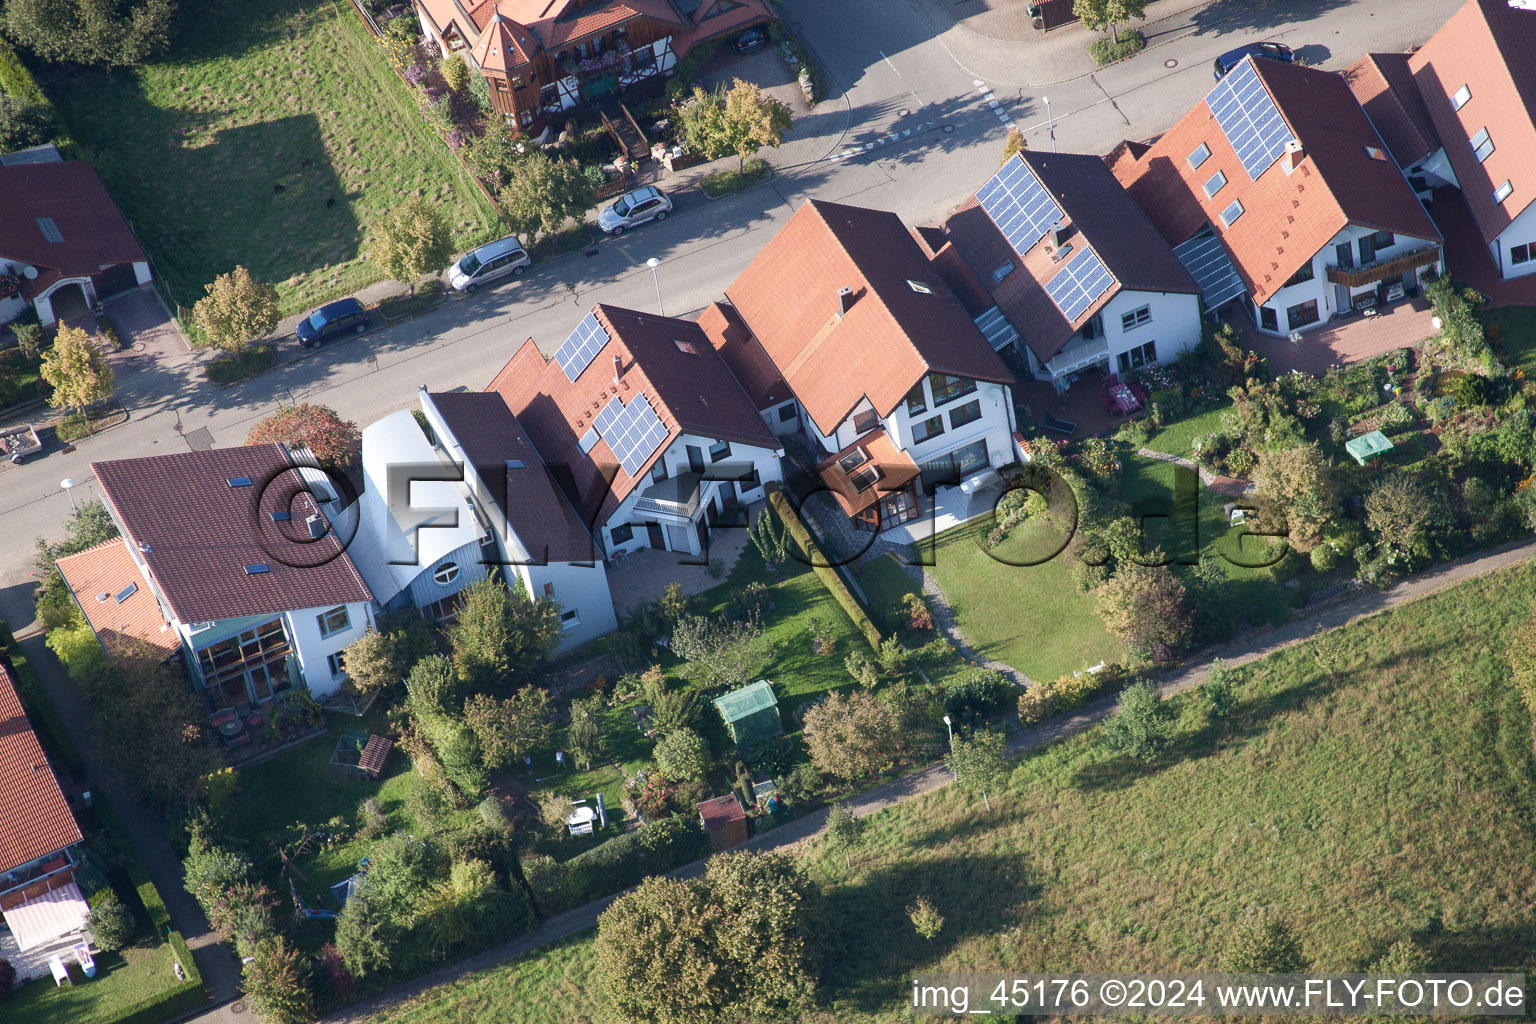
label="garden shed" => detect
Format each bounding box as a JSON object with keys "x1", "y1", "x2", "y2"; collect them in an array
[
  {"x1": 713, "y1": 679, "x2": 782, "y2": 748},
  {"x1": 1345, "y1": 430, "x2": 1395, "y2": 467},
  {"x1": 698, "y1": 794, "x2": 748, "y2": 852}
]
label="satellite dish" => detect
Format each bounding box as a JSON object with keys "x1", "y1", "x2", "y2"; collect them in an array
[{"x1": 21, "y1": 265, "x2": 38, "y2": 280}]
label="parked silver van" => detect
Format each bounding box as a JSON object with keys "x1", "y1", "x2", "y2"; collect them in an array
[{"x1": 449, "y1": 236, "x2": 531, "y2": 293}]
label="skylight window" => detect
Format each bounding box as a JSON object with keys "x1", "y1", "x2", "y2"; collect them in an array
[
  {"x1": 35, "y1": 217, "x2": 62, "y2": 243},
  {"x1": 1494, "y1": 180, "x2": 1513, "y2": 204},
  {"x1": 991, "y1": 260, "x2": 1015, "y2": 284},
  {"x1": 1219, "y1": 199, "x2": 1245, "y2": 228},
  {"x1": 673, "y1": 339, "x2": 698, "y2": 354},
  {"x1": 1364, "y1": 145, "x2": 1386, "y2": 161},
  {"x1": 227, "y1": 476, "x2": 253, "y2": 487},
  {"x1": 114, "y1": 582, "x2": 138, "y2": 603},
  {"x1": 270, "y1": 510, "x2": 291, "y2": 522},
  {"x1": 578, "y1": 427, "x2": 599, "y2": 453},
  {"x1": 507, "y1": 459, "x2": 525, "y2": 469},
  {"x1": 244, "y1": 563, "x2": 270, "y2": 575},
  {"x1": 906, "y1": 280, "x2": 933, "y2": 294},
  {"x1": 1450, "y1": 84, "x2": 1471, "y2": 111},
  {"x1": 1203, "y1": 170, "x2": 1228, "y2": 199},
  {"x1": 1471, "y1": 127, "x2": 1494, "y2": 163},
  {"x1": 1187, "y1": 142, "x2": 1211, "y2": 170}
]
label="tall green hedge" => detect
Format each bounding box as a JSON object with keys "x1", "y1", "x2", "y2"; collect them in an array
[
  {"x1": 766, "y1": 485, "x2": 883, "y2": 651},
  {"x1": 0, "y1": 620, "x2": 87, "y2": 777},
  {"x1": 533, "y1": 816, "x2": 712, "y2": 915},
  {"x1": 0, "y1": 39, "x2": 45, "y2": 104}
]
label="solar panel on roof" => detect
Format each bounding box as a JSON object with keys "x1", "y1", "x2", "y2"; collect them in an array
[
  {"x1": 554, "y1": 312, "x2": 610, "y2": 382},
  {"x1": 975, "y1": 155, "x2": 1063, "y2": 258},
  {"x1": 1205, "y1": 58, "x2": 1294, "y2": 181},
  {"x1": 593, "y1": 392, "x2": 669, "y2": 476},
  {"x1": 1043, "y1": 248, "x2": 1115, "y2": 322}
]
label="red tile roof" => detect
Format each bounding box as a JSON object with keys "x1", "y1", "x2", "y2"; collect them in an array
[
  {"x1": 0, "y1": 664, "x2": 82, "y2": 876},
  {"x1": 940, "y1": 152, "x2": 1198, "y2": 363},
  {"x1": 671, "y1": 0, "x2": 774, "y2": 54},
  {"x1": 426, "y1": 390, "x2": 601, "y2": 562},
  {"x1": 489, "y1": 304, "x2": 779, "y2": 528},
  {"x1": 816, "y1": 430, "x2": 920, "y2": 517},
  {"x1": 55, "y1": 538, "x2": 180, "y2": 656},
  {"x1": 697, "y1": 301, "x2": 791, "y2": 410},
  {"x1": 697, "y1": 793, "x2": 745, "y2": 827},
  {"x1": 471, "y1": 11, "x2": 538, "y2": 71},
  {"x1": 1344, "y1": 53, "x2": 1439, "y2": 168},
  {"x1": 1409, "y1": 0, "x2": 1536, "y2": 245},
  {"x1": 93, "y1": 446, "x2": 373, "y2": 624},
  {"x1": 724, "y1": 200, "x2": 1012, "y2": 437},
  {"x1": 0, "y1": 162, "x2": 146, "y2": 301},
  {"x1": 1112, "y1": 58, "x2": 1440, "y2": 305}
]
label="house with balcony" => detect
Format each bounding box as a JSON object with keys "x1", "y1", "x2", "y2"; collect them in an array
[
  {"x1": 489, "y1": 304, "x2": 784, "y2": 559},
  {"x1": 412, "y1": 0, "x2": 776, "y2": 135},
  {"x1": 0, "y1": 160, "x2": 152, "y2": 328},
  {"x1": 922, "y1": 151, "x2": 1202, "y2": 393},
  {"x1": 0, "y1": 663, "x2": 88, "y2": 961},
  {"x1": 416, "y1": 388, "x2": 619, "y2": 649},
  {"x1": 1109, "y1": 55, "x2": 1443, "y2": 336},
  {"x1": 720, "y1": 200, "x2": 1016, "y2": 532},
  {"x1": 75, "y1": 447, "x2": 375, "y2": 710}
]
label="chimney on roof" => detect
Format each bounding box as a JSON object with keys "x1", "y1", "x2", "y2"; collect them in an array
[
  {"x1": 1052, "y1": 221, "x2": 1072, "y2": 248},
  {"x1": 836, "y1": 286, "x2": 854, "y2": 319},
  {"x1": 305, "y1": 514, "x2": 327, "y2": 540},
  {"x1": 1282, "y1": 138, "x2": 1304, "y2": 175},
  {"x1": 612, "y1": 354, "x2": 622, "y2": 386}
]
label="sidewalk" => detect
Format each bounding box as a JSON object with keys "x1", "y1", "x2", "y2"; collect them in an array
[{"x1": 314, "y1": 533, "x2": 1536, "y2": 1024}]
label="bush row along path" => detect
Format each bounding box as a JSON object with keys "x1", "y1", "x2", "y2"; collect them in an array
[{"x1": 312, "y1": 534, "x2": 1536, "y2": 1024}]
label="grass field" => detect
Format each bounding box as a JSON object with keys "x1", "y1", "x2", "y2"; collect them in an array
[
  {"x1": 364, "y1": 558, "x2": 1536, "y2": 1024},
  {"x1": 45, "y1": 0, "x2": 499, "y2": 316},
  {"x1": 1485, "y1": 306, "x2": 1536, "y2": 379},
  {"x1": 7, "y1": 941, "x2": 183, "y2": 1024},
  {"x1": 1140, "y1": 400, "x2": 1233, "y2": 457}
]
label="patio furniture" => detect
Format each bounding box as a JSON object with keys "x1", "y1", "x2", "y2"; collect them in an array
[
  {"x1": 218, "y1": 717, "x2": 245, "y2": 738},
  {"x1": 1040, "y1": 412, "x2": 1077, "y2": 435},
  {"x1": 566, "y1": 804, "x2": 598, "y2": 836},
  {"x1": 234, "y1": 701, "x2": 251, "y2": 720},
  {"x1": 211, "y1": 709, "x2": 237, "y2": 731},
  {"x1": 1107, "y1": 382, "x2": 1140, "y2": 415},
  {"x1": 73, "y1": 942, "x2": 95, "y2": 978},
  {"x1": 49, "y1": 955, "x2": 69, "y2": 986},
  {"x1": 246, "y1": 712, "x2": 264, "y2": 731}
]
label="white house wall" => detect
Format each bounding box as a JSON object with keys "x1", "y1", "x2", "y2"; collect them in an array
[
  {"x1": 1094, "y1": 289, "x2": 1202, "y2": 372},
  {"x1": 283, "y1": 601, "x2": 374, "y2": 698},
  {"x1": 526, "y1": 560, "x2": 618, "y2": 652},
  {"x1": 1252, "y1": 223, "x2": 1442, "y2": 335},
  {"x1": 758, "y1": 399, "x2": 802, "y2": 438},
  {"x1": 1494, "y1": 199, "x2": 1536, "y2": 280},
  {"x1": 889, "y1": 379, "x2": 1015, "y2": 474},
  {"x1": 599, "y1": 432, "x2": 783, "y2": 558}
]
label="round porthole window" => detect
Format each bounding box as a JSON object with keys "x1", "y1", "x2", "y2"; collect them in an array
[{"x1": 433, "y1": 562, "x2": 460, "y2": 585}]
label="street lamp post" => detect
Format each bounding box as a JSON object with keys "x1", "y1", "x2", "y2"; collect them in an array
[
  {"x1": 942, "y1": 714, "x2": 954, "y2": 752},
  {"x1": 646, "y1": 257, "x2": 665, "y2": 316},
  {"x1": 1042, "y1": 95, "x2": 1055, "y2": 152},
  {"x1": 60, "y1": 478, "x2": 77, "y2": 511}
]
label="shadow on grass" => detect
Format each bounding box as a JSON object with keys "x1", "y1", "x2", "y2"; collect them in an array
[{"x1": 824, "y1": 852, "x2": 1041, "y2": 1013}]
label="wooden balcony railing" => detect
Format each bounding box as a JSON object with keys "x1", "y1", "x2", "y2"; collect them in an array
[{"x1": 1325, "y1": 245, "x2": 1440, "y2": 289}]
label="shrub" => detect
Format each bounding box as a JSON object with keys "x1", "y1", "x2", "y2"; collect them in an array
[
  {"x1": 1072, "y1": 559, "x2": 1111, "y2": 593},
  {"x1": 907, "y1": 895, "x2": 944, "y2": 940},
  {"x1": 1101, "y1": 680, "x2": 1175, "y2": 762},
  {"x1": 653, "y1": 726, "x2": 711, "y2": 782},
  {"x1": 1017, "y1": 685, "x2": 1059, "y2": 725},
  {"x1": 1047, "y1": 670, "x2": 1108, "y2": 711},
  {"x1": 243, "y1": 936, "x2": 315, "y2": 1024},
  {"x1": 775, "y1": 761, "x2": 822, "y2": 803},
  {"x1": 876, "y1": 635, "x2": 908, "y2": 677},
  {"x1": 942, "y1": 669, "x2": 1013, "y2": 724},
  {"x1": 1087, "y1": 30, "x2": 1145, "y2": 65},
  {"x1": 441, "y1": 53, "x2": 470, "y2": 93},
  {"x1": 768, "y1": 486, "x2": 882, "y2": 650},
  {"x1": 1309, "y1": 543, "x2": 1339, "y2": 573},
  {"x1": 205, "y1": 343, "x2": 276, "y2": 384},
  {"x1": 86, "y1": 888, "x2": 135, "y2": 951},
  {"x1": 844, "y1": 650, "x2": 880, "y2": 689}
]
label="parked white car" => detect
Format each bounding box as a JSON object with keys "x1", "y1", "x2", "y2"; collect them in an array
[
  {"x1": 597, "y1": 186, "x2": 673, "y2": 235},
  {"x1": 449, "y1": 235, "x2": 531, "y2": 293}
]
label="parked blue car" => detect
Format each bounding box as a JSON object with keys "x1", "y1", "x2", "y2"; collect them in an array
[
  {"x1": 1213, "y1": 42, "x2": 1294, "y2": 80},
  {"x1": 295, "y1": 297, "x2": 369, "y2": 348}
]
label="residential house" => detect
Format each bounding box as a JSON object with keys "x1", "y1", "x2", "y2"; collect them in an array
[
  {"x1": 1342, "y1": 53, "x2": 1457, "y2": 193},
  {"x1": 419, "y1": 388, "x2": 619, "y2": 649},
  {"x1": 720, "y1": 199, "x2": 1016, "y2": 532},
  {"x1": 925, "y1": 151, "x2": 1203, "y2": 392},
  {"x1": 697, "y1": 300, "x2": 802, "y2": 437},
  {"x1": 490, "y1": 304, "x2": 784, "y2": 559},
  {"x1": 1398, "y1": 0, "x2": 1536, "y2": 280},
  {"x1": 412, "y1": 0, "x2": 775, "y2": 135},
  {"x1": 80, "y1": 447, "x2": 375, "y2": 709},
  {"x1": 0, "y1": 160, "x2": 152, "y2": 327},
  {"x1": 0, "y1": 663, "x2": 87, "y2": 959},
  {"x1": 1109, "y1": 55, "x2": 1443, "y2": 335}
]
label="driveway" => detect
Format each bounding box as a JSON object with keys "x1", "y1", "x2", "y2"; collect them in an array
[
  {"x1": 103, "y1": 287, "x2": 192, "y2": 371},
  {"x1": 698, "y1": 45, "x2": 813, "y2": 120}
]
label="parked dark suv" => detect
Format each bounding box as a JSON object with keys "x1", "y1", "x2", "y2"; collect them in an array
[
  {"x1": 1212, "y1": 42, "x2": 1294, "y2": 80},
  {"x1": 295, "y1": 297, "x2": 369, "y2": 348}
]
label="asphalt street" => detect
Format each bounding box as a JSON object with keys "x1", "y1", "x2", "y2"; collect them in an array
[{"x1": 0, "y1": 0, "x2": 1465, "y2": 628}]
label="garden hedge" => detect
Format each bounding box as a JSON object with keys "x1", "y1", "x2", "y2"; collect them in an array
[
  {"x1": 0, "y1": 621, "x2": 87, "y2": 777},
  {"x1": 536, "y1": 817, "x2": 713, "y2": 914},
  {"x1": 766, "y1": 484, "x2": 883, "y2": 651},
  {"x1": 97, "y1": 862, "x2": 207, "y2": 1024}
]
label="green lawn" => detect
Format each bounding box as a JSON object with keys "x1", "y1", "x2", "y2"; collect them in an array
[
  {"x1": 1140, "y1": 400, "x2": 1232, "y2": 457},
  {"x1": 924, "y1": 517, "x2": 1125, "y2": 682},
  {"x1": 1485, "y1": 306, "x2": 1536, "y2": 379},
  {"x1": 8, "y1": 942, "x2": 182, "y2": 1024},
  {"x1": 46, "y1": 0, "x2": 498, "y2": 316},
  {"x1": 364, "y1": 558, "x2": 1536, "y2": 1024}
]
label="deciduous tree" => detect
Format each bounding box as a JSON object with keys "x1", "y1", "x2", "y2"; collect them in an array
[
  {"x1": 676, "y1": 79, "x2": 793, "y2": 171},
  {"x1": 1251, "y1": 442, "x2": 1337, "y2": 552},
  {"x1": 192, "y1": 266, "x2": 279, "y2": 353},
  {"x1": 652, "y1": 726, "x2": 709, "y2": 782},
  {"x1": 40, "y1": 324, "x2": 114, "y2": 417},
  {"x1": 3, "y1": 0, "x2": 176, "y2": 67},
  {"x1": 1073, "y1": 0, "x2": 1148, "y2": 43},
  {"x1": 671, "y1": 612, "x2": 766, "y2": 688},
  {"x1": 801, "y1": 688, "x2": 903, "y2": 782},
  {"x1": 246, "y1": 403, "x2": 361, "y2": 469},
  {"x1": 447, "y1": 575, "x2": 561, "y2": 694},
  {"x1": 1094, "y1": 563, "x2": 1192, "y2": 662},
  {"x1": 370, "y1": 197, "x2": 454, "y2": 295},
  {"x1": 822, "y1": 802, "x2": 866, "y2": 868},
  {"x1": 1102, "y1": 680, "x2": 1175, "y2": 763},
  {"x1": 242, "y1": 937, "x2": 315, "y2": 1024},
  {"x1": 946, "y1": 727, "x2": 1008, "y2": 812},
  {"x1": 498, "y1": 152, "x2": 597, "y2": 239}
]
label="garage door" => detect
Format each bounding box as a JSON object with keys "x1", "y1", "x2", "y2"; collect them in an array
[{"x1": 92, "y1": 263, "x2": 139, "y2": 300}]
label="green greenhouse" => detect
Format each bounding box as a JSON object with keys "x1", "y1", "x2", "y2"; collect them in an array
[{"x1": 713, "y1": 679, "x2": 783, "y2": 748}]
